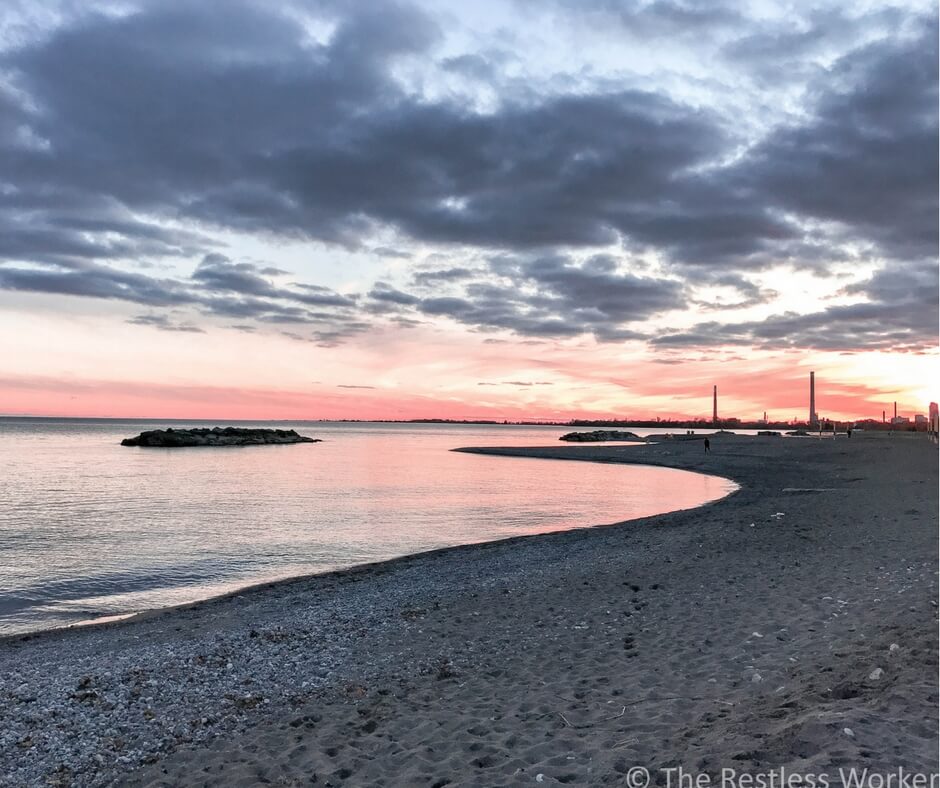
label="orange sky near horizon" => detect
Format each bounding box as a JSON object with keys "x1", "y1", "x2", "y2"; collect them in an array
[{"x1": 1, "y1": 336, "x2": 933, "y2": 423}]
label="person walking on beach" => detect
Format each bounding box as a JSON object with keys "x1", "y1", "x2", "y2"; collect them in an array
[{"x1": 703, "y1": 437, "x2": 710, "y2": 454}]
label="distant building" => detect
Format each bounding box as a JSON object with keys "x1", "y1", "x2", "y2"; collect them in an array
[
  {"x1": 890, "y1": 416, "x2": 910, "y2": 425},
  {"x1": 930, "y1": 402, "x2": 939, "y2": 434},
  {"x1": 914, "y1": 414, "x2": 928, "y2": 425}
]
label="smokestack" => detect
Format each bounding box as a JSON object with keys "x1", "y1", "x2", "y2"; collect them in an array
[
  {"x1": 713, "y1": 385, "x2": 718, "y2": 424},
  {"x1": 883, "y1": 410, "x2": 886, "y2": 423},
  {"x1": 894, "y1": 401, "x2": 897, "y2": 419},
  {"x1": 809, "y1": 371, "x2": 816, "y2": 426}
]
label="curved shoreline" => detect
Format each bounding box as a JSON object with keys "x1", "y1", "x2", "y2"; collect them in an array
[
  {"x1": 2, "y1": 433, "x2": 936, "y2": 787},
  {"x1": 2, "y1": 455, "x2": 739, "y2": 644}
]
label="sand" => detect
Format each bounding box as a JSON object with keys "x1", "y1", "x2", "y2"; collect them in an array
[{"x1": 2, "y1": 432, "x2": 936, "y2": 787}]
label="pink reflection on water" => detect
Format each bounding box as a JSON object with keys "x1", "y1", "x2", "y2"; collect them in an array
[{"x1": 0, "y1": 421, "x2": 737, "y2": 634}]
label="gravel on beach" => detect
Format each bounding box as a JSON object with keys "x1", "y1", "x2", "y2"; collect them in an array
[{"x1": 1, "y1": 432, "x2": 936, "y2": 787}]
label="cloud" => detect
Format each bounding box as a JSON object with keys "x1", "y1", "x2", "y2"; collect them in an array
[
  {"x1": 535, "y1": 0, "x2": 745, "y2": 40},
  {"x1": 477, "y1": 380, "x2": 553, "y2": 386},
  {"x1": 0, "y1": 262, "x2": 194, "y2": 306},
  {"x1": 365, "y1": 252, "x2": 684, "y2": 341},
  {"x1": 0, "y1": 0, "x2": 934, "y2": 356},
  {"x1": 0, "y1": 0, "x2": 785, "y2": 269},
  {"x1": 412, "y1": 267, "x2": 475, "y2": 286},
  {"x1": 368, "y1": 282, "x2": 420, "y2": 306},
  {"x1": 732, "y1": 16, "x2": 938, "y2": 263},
  {"x1": 126, "y1": 313, "x2": 204, "y2": 333},
  {"x1": 0, "y1": 253, "x2": 369, "y2": 344},
  {"x1": 653, "y1": 262, "x2": 938, "y2": 352}
]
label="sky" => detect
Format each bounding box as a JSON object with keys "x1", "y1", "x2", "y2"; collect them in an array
[{"x1": 0, "y1": 0, "x2": 936, "y2": 422}]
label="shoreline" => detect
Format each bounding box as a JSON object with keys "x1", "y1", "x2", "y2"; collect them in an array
[
  {"x1": 2, "y1": 458, "x2": 738, "y2": 645},
  {"x1": 2, "y1": 432, "x2": 936, "y2": 787}
]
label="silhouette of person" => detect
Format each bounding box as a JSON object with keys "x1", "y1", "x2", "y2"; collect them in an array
[{"x1": 704, "y1": 437, "x2": 710, "y2": 454}]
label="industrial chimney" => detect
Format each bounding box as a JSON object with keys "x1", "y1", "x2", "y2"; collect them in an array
[
  {"x1": 809, "y1": 371, "x2": 816, "y2": 427},
  {"x1": 713, "y1": 385, "x2": 718, "y2": 424}
]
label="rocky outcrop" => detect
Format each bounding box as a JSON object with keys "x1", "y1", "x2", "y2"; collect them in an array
[
  {"x1": 757, "y1": 430, "x2": 782, "y2": 436},
  {"x1": 121, "y1": 427, "x2": 321, "y2": 447},
  {"x1": 559, "y1": 430, "x2": 642, "y2": 442}
]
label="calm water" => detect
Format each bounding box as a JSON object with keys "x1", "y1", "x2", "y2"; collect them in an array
[{"x1": 0, "y1": 419, "x2": 737, "y2": 635}]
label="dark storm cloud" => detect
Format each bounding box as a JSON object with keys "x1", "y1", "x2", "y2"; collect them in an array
[
  {"x1": 0, "y1": 0, "x2": 784, "y2": 268},
  {"x1": 0, "y1": 0, "x2": 934, "y2": 353},
  {"x1": 733, "y1": 20, "x2": 939, "y2": 263}
]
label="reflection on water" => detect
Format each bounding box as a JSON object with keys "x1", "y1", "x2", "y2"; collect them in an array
[{"x1": 0, "y1": 420, "x2": 737, "y2": 635}]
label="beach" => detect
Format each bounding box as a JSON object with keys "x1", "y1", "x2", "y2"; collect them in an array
[{"x1": 1, "y1": 432, "x2": 936, "y2": 786}]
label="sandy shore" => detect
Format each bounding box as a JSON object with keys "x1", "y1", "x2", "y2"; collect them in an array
[{"x1": 1, "y1": 432, "x2": 936, "y2": 787}]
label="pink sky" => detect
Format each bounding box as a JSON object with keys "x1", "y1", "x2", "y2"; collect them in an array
[{"x1": 0, "y1": 334, "x2": 931, "y2": 422}]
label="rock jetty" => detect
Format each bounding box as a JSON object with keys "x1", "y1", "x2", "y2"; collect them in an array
[
  {"x1": 121, "y1": 427, "x2": 321, "y2": 447},
  {"x1": 559, "y1": 430, "x2": 642, "y2": 442}
]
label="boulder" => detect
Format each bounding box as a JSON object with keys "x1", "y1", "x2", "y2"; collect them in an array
[
  {"x1": 559, "y1": 430, "x2": 642, "y2": 442},
  {"x1": 121, "y1": 428, "x2": 321, "y2": 447}
]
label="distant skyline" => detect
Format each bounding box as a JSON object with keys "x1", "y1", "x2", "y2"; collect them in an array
[{"x1": 0, "y1": 0, "x2": 936, "y2": 421}]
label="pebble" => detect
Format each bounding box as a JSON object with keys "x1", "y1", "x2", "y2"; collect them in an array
[
  {"x1": 868, "y1": 668, "x2": 884, "y2": 681},
  {"x1": 0, "y1": 579, "x2": 410, "y2": 787},
  {"x1": 843, "y1": 727, "x2": 855, "y2": 737}
]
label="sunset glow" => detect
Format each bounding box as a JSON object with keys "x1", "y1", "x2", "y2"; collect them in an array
[{"x1": 0, "y1": 1, "x2": 936, "y2": 422}]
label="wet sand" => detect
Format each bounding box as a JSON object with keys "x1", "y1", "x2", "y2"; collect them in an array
[{"x1": 2, "y1": 432, "x2": 936, "y2": 786}]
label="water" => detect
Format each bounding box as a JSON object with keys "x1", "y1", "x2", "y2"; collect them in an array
[{"x1": 0, "y1": 419, "x2": 737, "y2": 635}]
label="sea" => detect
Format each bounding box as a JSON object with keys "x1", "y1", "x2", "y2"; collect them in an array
[{"x1": 0, "y1": 419, "x2": 739, "y2": 635}]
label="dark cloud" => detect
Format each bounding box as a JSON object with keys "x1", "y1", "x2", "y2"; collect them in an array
[
  {"x1": 368, "y1": 253, "x2": 682, "y2": 341},
  {"x1": 0, "y1": 253, "x2": 368, "y2": 344},
  {"x1": 734, "y1": 18, "x2": 939, "y2": 263},
  {"x1": 371, "y1": 246, "x2": 412, "y2": 259},
  {"x1": 0, "y1": 263, "x2": 193, "y2": 306},
  {"x1": 0, "y1": 0, "x2": 933, "y2": 355},
  {"x1": 0, "y1": 0, "x2": 782, "y2": 268},
  {"x1": 368, "y1": 282, "x2": 420, "y2": 306},
  {"x1": 412, "y1": 267, "x2": 475, "y2": 286},
  {"x1": 535, "y1": 0, "x2": 745, "y2": 40},
  {"x1": 126, "y1": 313, "x2": 204, "y2": 333},
  {"x1": 722, "y1": 6, "x2": 909, "y2": 80},
  {"x1": 653, "y1": 262, "x2": 938, "y2": 352}
]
